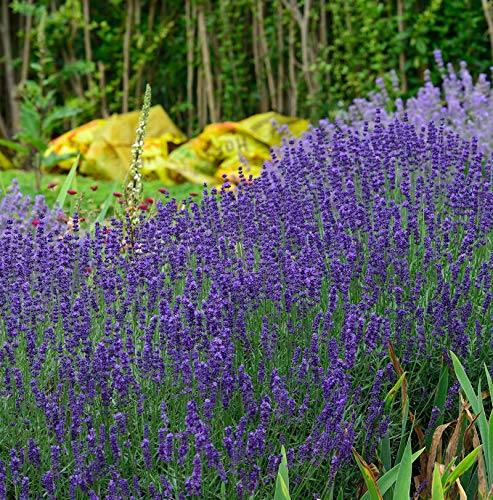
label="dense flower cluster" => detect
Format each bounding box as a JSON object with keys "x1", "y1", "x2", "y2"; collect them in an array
[
  {"x1": 0, "y1": 179, "x2": 65, "y2": 235},
  {"x1": 333, "y1": 51, "x2": 493, "y2": 156},
  {"x1": 1, "y1": 72, "x2": 493, "y2": 498}
]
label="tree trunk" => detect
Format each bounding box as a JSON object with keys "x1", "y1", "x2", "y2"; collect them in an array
[
  {"x1": 197, "y1": 68, "x2": 207, "y2": 129},
  {"x1": 186, "y1": 0, "x2": 195, "y2": 136},
  {"x1": 98, "y1": 61, "x2": 109, "y2": 118},
  {"x1": 396, "y1": 0, "x2": 408, "y2": 92},
  {"x1": 482, "y1": 0, "x2": 493, "y2": 63},
  {"x1": 256, "y1": 0, "x2": 276, "y2": 110},
  {"x1": 209, "y1": 2, "x2": 223, "y2": 119},
  {"x1": 82, "y1": 0, "x2": 95, "y2": 104},
  {"x1": 277, "y1": 1, "x2": 285, "y2": 114},
  {"x1": 20, "y1": 0, "x2": 34, "y2": 85},
  {"x1": 122, "y1": 0, "x2": 134, "y2": 113},
  {"x1": 219, "y1": 0, "x2": 241, "y2": 115},
  {"x1": 319, "y1": 0, "x2": 327, "y2": 49},
  {"x1": 252, "y1": 8, "x2": 269, "y2": 112},
  {"x1": 0, "y1": 0, "x2": 20, "y2": 134},
  {"x1": 281, "y1": 0, "x2": 316, "y2": 98},
  {"x1": 197, "y1": 3, "x2": 217, "y2": 122},
  {"x1": 0, "y1": 112, "x2": 8, "y2": 139},
  {"x1": 288, "y1": 18, "x2": 297, "y2": 116}
]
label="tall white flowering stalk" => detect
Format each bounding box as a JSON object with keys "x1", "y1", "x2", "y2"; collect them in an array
[{"x1": 124, "y1": 84, "x2": 151, "y2": 242}]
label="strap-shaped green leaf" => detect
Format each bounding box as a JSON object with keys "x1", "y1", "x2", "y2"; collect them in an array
[
  {"x1": 393, "y1": 439, "x2": 412, "y2": 500},
  {"x1": 353, "y1": 448, "x2": 382, "y2": 500},
  {"x1": 54, "y1": 154, "x2": 80, "y2": 211},
  {"x1": 274, "y1": 445, "x2": 291, "y2": 500},
  {"x1": 443, "y1": 445, "x2": 482, "y2": 492},
  {"x1": 360, "y1": 449, "x2": 424, "y2": 500},
  {"x1": 432, "y1": 465, "x2": 445, "y2": 500}
]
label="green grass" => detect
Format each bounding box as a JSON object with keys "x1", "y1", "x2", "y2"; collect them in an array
[{"x1": 0, "y1": 167, "x2": 204, "y2": 224}]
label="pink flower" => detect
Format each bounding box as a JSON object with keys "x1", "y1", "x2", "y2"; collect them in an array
[
  {"x1": 46, "y1": 182, "x2": 57, "y2": 189},
  {"x1": 144, "y1": 197, "x2": 154, "y2": 204},
  {"x1": 32, "y1": 219, "x2": 40, "y2": 226},
  {"x1": 90, "y1": 185, "x2": 98, "y2": 191},
  {"x1": 158, "y1": 188, "x2": 168, "y2": 194},
  {"x1": 112, "y1": 192, "x2": 123, "y2": 198},
  {"x1": 189, "y1": 192, "x2": 199, "y2": 197},
  {"x1": 138, "y1": 204, "x2": 149, "y2": 211},
  {"x1": 67, "y1": 189, "x2": 77, "y2": 195}
]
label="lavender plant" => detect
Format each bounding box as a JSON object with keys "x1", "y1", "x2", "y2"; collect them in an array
[
  {"x1": 331, "y1": 51, "x2": 493, "y2": 158},
  {"x1": 0, "y1": 76, "x2": 493, "y2": 499}
]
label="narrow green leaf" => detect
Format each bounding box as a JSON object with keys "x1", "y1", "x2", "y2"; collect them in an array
[
  {"x1": 0, "y1": 138, "x2": 29, "y2": 154},
  {"x1": 393, "y1": 439, "x2": 412, "y2": 500},
  {"x1": 427, "y1": 363, "x2": 449, "y2": 449},
  {"x1": 42, "y1": 106, "x2": 80, "y2": 132},
  {"x1": 380, "y1": 433, "x2": 392, "y2": 472},
  {"x1": 353, "y1": 449, "x2": 382, "y2": 500},
  {"x1": 42, "y1": 151, "x2": 78, "y2": 169},
  {"x1": 484, "y1": 365, "x2": 493, "y2": 479},
  {"x1": 395, "y1": 401, "x2": 410, "y2": 465},
  {"x1": 360, "y1": 449, "x2": 424, "y2": 500},
  {"x1": 384, "y1": 372, "x2": 406, "y2": 413},
  {"x1": 91, "y1": 181, "x2": 118, "y2": 231},
  {"x1": 274, "y1": 446, "x2": 291, "y2": 500},
  {"x1": 450, "y1": 352, "x2": 480, "y2": 413},
  {"x1": 20, "y1": 101, "x2": 40, "y2": 139},
  {"x1": 484, "y1": 364, "x2": 493, "y2": 404},
  {"x1": 432, "y1": 465, "x2": 445, "y2": 500},
  {"x1": 443, "y1": 445, "x2": 482, "y2": 492},
  {"x1": 451, "y1": 352, "x2": 491, "y2": 483},
  {"x1": 440, "y1": 458, "x2": 457, "y2": 485},
  {"x1": 54, "y1": 154, "x2": 79, "y2": 211}
]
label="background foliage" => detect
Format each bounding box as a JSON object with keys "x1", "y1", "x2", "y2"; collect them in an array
[{"x1": 0, "y1": 0, "x2": 492, "y2": 141}]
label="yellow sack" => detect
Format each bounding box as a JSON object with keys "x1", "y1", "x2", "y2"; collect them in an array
[
  {"x1": 0, "y1": 129, "x2": 14, "y2": 170},
  {"x1": 160, "y1": 112, "x2": 309, "y2": 185},
  {"x1": 0, "y1": 150, "x2": 13, "y2": 170},
  {"x1": 46, "y1": 119, "x2": 106, "y2": 170},
  {"x1": 45, "y1": 106, "x2": 186, "y2": 180}
]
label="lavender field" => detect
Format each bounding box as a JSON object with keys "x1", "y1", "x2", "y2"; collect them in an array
[{"x1": 1, "y1": 56, "x2": 493, "y2": 499}]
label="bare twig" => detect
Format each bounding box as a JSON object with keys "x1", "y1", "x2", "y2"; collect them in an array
[
  {"x1": 482, "y1": 0, "x2": 493, "y2": 63},
  {"x1": 20, "y1": 0, "x2": 34, "y2": 85},
  {"x1": 122, "y1": 0, "x2": 134, "y2": 113},
  {"x1": 82, "y1": 0, "x2": 95, "y2": 102},
  {"x1": 186, "y1": 0, "x2": 195, "y2": 135},
  {"x1": 97, "y1": 61, "x2": 109, "y2": 118},
  {"x1": 197, "y1": 3, "x2": 217, "y2": 122},
  {"x1": 0, "y1": 0, "x2": 20, "y2": 133}
]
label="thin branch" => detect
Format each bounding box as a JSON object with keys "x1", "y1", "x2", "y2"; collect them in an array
[
  {"x1": 0, "y1": 0, "x2": 20, "y2": 133},
  {"x1": 0, "y1": 111, "x2": 9, "y2": 139},
  {"x1": 197, "y1": 3, "x2": 217, "y2": 122},
  {"x1": 256, "y1": 0, "x2": 277, "y2": 110},
  {"x1": 122, "y1": 0, "x2": 134, "y2": 113},
  {"x1": 97, "y1": 61, "x2": 109, "y2": 118},
  {"x1": 186, "y1": 0, "x2": 195, "y2": 135},
  {"x1": 82, "y1": 0, "x2": 95, "y2": 100},
  {"x1": 20, "y1": 0, "x2": 34, "y2": 84},
  {"x1": 482, "y1": 0, "x2": 493, "y2": 63}
]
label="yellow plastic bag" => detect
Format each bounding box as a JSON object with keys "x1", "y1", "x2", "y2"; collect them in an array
[
  {"x1": 45, "y1": 106, "x2": 186, "y2": 180},
  {"x1": 46, "y1": 119, "x2": 106, "y2": 170},
  {"x1": 160, "y1": 112, "x2": 309, "y2": 185},
  {"x1": 0, "y1": 129, "x2": 15, "y2": 170},
  {"x1": 0, "y1": 150, "x2": 12, "y2": 170}
]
